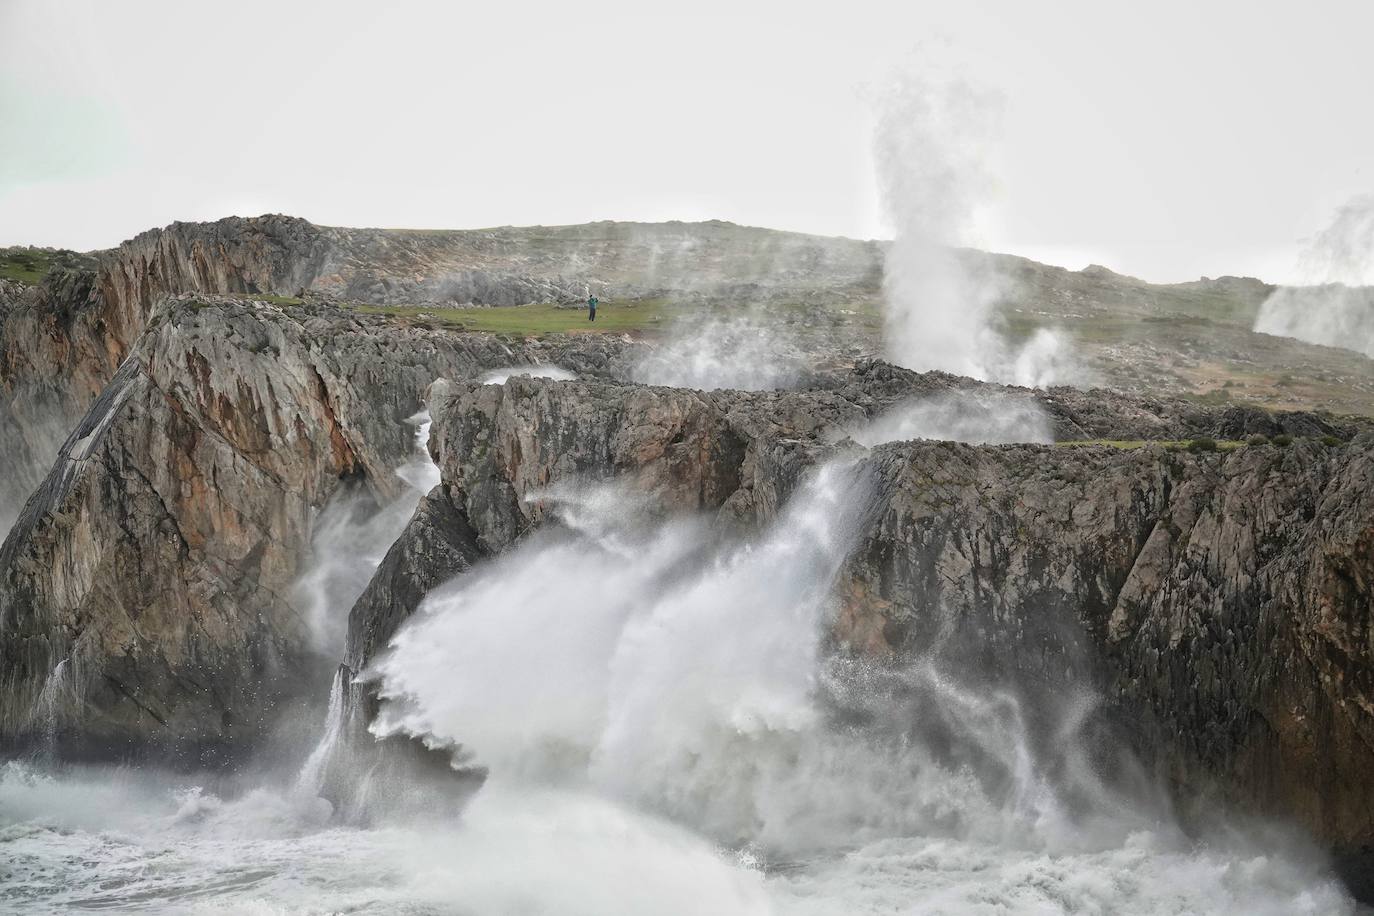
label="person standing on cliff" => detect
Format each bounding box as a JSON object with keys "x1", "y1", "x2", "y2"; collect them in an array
[{"x1": 587, "y1": 294, "x2": 598, "y2": 322}]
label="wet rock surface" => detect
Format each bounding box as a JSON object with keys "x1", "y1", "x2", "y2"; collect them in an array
[
  {"x1": 3, "y1": 213, "x2": 1374, "y2": 897},
  {"x1": 341, "y1": 371, "x2": 1374, "y2": 889},
  {"x1": 0, "y1": 299, "x2": 631, "y2": 762}
]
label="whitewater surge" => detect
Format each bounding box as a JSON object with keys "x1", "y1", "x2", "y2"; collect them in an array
[
  {"x1": 359, "y1": 452, "x2": 1348, "y2": 913},
  {"x1": 293, "y1": 410, "x2": 440, "y2": 656},
  {"x1": 0, "y1": 417, "x2": 1355, "y2": 914}
]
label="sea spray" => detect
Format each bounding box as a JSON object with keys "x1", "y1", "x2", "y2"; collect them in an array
[
  {"x1": 481, "y1": 365, "x2": 578, "y2": 385},
  {"x1": 589, "y1": 459, "x2": 875, "y2": 841},
  {"x1": 370, "y1": 480, "x2": 716, "y2": 782},
  {"x1": 872, "y1": 64, "x2": 1079, "y2": 388},
  {"x1": 370, "y1": 458, "x2": 879, "y2": 821},
  {"x1": 368, "y1": 455, "x2": 1112, "y2": 856},
  {"x1": 293, "y1": 410, "x2": 439, "y2": 657},
  {"x1": 1255, "y1": 194, "x2": 1374, "y2": 356},
  {"x1": 852, "y1": 388, "x2": 1053, "y2": 447},
  {"x1": 632, "y1": 313, "x2": 804, "y2": 390}
]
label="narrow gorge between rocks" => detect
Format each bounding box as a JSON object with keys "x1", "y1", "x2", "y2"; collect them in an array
[{"x1": 2, "y1": 217, "x2": 1374, "y2": 914}]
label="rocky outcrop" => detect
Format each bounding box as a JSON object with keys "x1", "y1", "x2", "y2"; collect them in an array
[
  {"x1": 341, "y1": 370, "x2": 1374, "y2": 885},
  {"x1": 5, "y1": 214, "x2": 1367, "y2": 543},
  {"x1": 840, "y1": 433, "x2": 1374, "y2": 882},
  {"x1": 0, "y1": 216, "x2": 878, "y2": 529},
  {"x1": 0, "y1": 298, "x2": 632, "y2": 762},
  {"x1": 0, "y1": 218, "x2": 340, "y2": 534},
  {"x1": 423, "y1": 364, "x2": 1362, "y2": 557}
]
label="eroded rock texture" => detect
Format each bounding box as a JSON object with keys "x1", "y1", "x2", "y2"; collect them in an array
[
  {"x1": 0, "y1": 299, "x2": 629, "y2": 762},
  {"x1": 0, "y1": 217, "x2": 338, "y2": 531},
  {"x1": 342, "y1": 372, "x2": 1374, "y2": 882}
]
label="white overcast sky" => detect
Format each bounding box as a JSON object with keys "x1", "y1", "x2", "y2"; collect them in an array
[{"x1": 1, "y1": 0, "x2": 1370, "y2": 283}]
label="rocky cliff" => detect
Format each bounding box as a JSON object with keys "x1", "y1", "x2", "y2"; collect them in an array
[
  {"x1": 0, "y1": 217, "x2": 339, "y2": 533},
  {"x1": 0, "y1": 297, "x2": 630, "y2": 762},
  {"x1": 5, "y1": 213, "x2": 1371, "y2": 533},
  {"x1": 0, "y1": 216, "x2": 878, "y2": 528},
  {"x1": 4, "y1": 213, "x2": 1374, "y2": 890},
  {"x1": 338, "y1": 368, "x2": 1374, "y2": 886}
]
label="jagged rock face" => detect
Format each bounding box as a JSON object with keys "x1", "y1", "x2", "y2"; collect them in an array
[
  {"x1": 343, "y1": 372, "x2": 1374, "y2": 878},
  {"x1": 317, "y1": 220, "x2": 884, "y2": 306},
  {"x1": 842, "y1": 435, "x2": 1374, "y2": 869},
  {"x1": 421, "y1": 364, "x2": 1362, "y2": 557},
  {"x1": 0, "y1": 216, "x2": 879, "y2": 533},
  {"x1": 0, "y1": 218, "x2": 339, "y2": 533},
  {"x1": 0, "y1": 300, "x2": 633, "y2": 762},
  {"x1": 2, "y1": 213, "x2": 1363, "y2": 542},
  {"x1": 425, "y1": 377, "x2": 874, "y2": 552}
]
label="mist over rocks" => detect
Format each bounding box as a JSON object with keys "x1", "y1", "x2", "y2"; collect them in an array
[
  {"x1": 341, "y1": 369, "x2": 1374, "y2": 889},
  {"x1": 1253, "y1": 196, "x2": 1374, "y2": 358},
  {"x1": 0, "y1": 298, "x2": 634, "y2": 762},
  {"x1": 4, "y1": 211, "x2": 1371, "y2": 532},
  {"x1": 3, "y1": 213, "x2": 1374, "y2": 903}
]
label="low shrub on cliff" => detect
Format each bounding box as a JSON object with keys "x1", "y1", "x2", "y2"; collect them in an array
[{"x1": 1186, "y1": 437, "x2": 1219, "y2": 453}]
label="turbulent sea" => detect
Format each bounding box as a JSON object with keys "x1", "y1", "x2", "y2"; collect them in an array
[
  {"x1": 0, "y1": 394, "x2": 1358, "y2": 915},
  {"x1": 0, "y1": 760, "x2": 1352, "y2": 915}
]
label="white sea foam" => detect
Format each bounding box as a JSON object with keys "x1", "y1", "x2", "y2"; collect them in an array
[{"x1": 0, "y1": 430, "x2": 1352, "y2": 914}]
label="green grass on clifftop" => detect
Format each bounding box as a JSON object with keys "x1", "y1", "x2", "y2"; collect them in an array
[
  {"x1": 0, "y1": 249, "x2": 54, "y2": 285},
  {"x1": 352, "y1": 300, "x2": 687, "y2": 334}
]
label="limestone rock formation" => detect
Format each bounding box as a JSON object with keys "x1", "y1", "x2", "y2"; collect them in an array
[
  {"x1": 340, "y1": 370, "x2": 1374, "y2": 883},
  {"x1": 0, "y1": 298, "x2": 629, "y2": 762},
  {"x1": 3, "y1": 213, "x2": 1374, "y2": 892}
]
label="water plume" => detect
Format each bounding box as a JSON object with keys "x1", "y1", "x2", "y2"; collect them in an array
[
  {"x1": 370, "y1": 461, "x2": 878, "y2": 841},
  {"x1": 293, "y1": 410, "x2": 439, "y2": 657},
  {"x1": 1255, "y1": 194, "x2": 1374, "y2": 357},
  {"x1": 631, "y1": 312, "x2": 804, "y2": 390},
  {"x1": 370, "y1": 454, "x2": 1154, "y2": 861},
  {"x1": 853, "y1": 388, "x2": 1052, "y2": 447},
  {"x1": 873, "y1": 65, "x2": 1078, "y2": 388}
]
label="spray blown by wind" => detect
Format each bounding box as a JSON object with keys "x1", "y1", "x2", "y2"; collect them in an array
[
  {"x1": 632, "y1": 313, "x2": 804, "y2": 391},
  {"x1": 874, "y1": 67, "x2": 1077, "y2": 388},
  {"x1": 354, "y1": 447, "x2": 1350, "y2": 912},
  {"x1": 853, "y1": 388, "x2": 1053, "y2": 447},
  {"x1": 1255, "y1": 194, "x2": 1374, "y2": 357},
  {"x1": 294, "y1": 410, "x2": 440, "y2": 657},
  {"x1": 0, "y1": 447, "x2": 1354, "y2": 912}
]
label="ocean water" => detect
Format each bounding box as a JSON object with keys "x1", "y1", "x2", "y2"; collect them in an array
[
  {"x1": 0, "y1": 418, "x2": 1356, "y2": 915},
  {"x1": 0, "y1": 760, "x2": 1352, "y2": 916}
]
